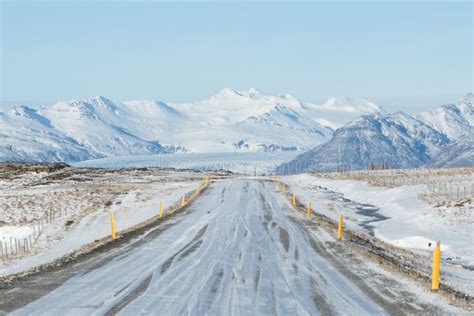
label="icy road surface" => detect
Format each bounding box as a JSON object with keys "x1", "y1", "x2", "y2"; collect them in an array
[{"x1": 2, "y1": 179, "x2": 462, "y2": 315}]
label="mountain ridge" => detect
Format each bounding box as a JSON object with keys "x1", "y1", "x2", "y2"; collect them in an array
[
  {"x1": 2, "y1": 90, "x2": 471, "y2": 168},
  {"x1": 1, "y1": 89, "x2": 382, "y2": 162},
  {"x1": 277, "y1": 93, "x2": 473, "y2": 173}
]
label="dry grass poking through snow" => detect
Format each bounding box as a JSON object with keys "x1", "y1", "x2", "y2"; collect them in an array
[
  {"x1": 0, "y1": 163, "x2": 212, "y2": 265},
  {"x1": 0, "y1": 163, "x2": 161, "y2": 226}
]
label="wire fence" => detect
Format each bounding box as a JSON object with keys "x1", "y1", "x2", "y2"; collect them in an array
[
  {"x1": 0, "y1": 207, "x2": 68, "y2": 261},
  {"x1": 313, "y1": 167, "x2": 474, "y2": 202}
]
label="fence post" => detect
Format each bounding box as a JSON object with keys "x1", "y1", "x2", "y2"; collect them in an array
[
  {"x1": 160, "y1": 200, "x2": 164, "y2": 218},
  {"x1": 307, "y1": 202, "x2": 311, "y2": 219},
  {"x1": 292, "y1": 194, "x2": 296, "y2": 206},
  {"x1": 110, "y1": 214, "x2": 116, "y2": 240},
  {"x1": 431, "y1": 241, "x2": 441, "y2": 291},
  {"x1": 337, "y1": 215, "x2": 343, "y2": 241}
]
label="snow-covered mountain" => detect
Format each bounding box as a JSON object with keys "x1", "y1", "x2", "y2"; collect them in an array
[
  {"x1": 416, "y1": 93, "x2": 473, "y2": 141},
  {"x1": 159, "y1": 89, "x2": 381, "y2": 152},
  {"x1": 40, "y1": 97, "x2": 168, "y2": 157},
  {"x1": 430, "y1": 131, "x2": 474, "y2": 168},
  {"x1": 1, "y1": 89, "x2": 382, "y2": 162},
  {"x1": 303, "y1": 96, "x2": 383, "y2": 129},
  {"x1": 5, "y1": 89, "x2": 470, "y2": 168},
  {"x1": 0, "y1": 97, "x2": 171, "y2": 162},
  {"x1": 277, "y1": 94, "x2": 473, "y2": 173},
  {"x1": 0, "y1": 106, "x2": 98, "y2": 162},
  {"x1": 276, "y1": 113, "x2": 449, "y2": 173}
]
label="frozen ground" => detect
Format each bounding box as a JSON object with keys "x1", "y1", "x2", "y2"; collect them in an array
[
  {"x1": 0, "y1": 163, "x2": 212, "y2": 275},
  {"x1": 281, "y1": 169, "x2": 474, "y2": 294},
  {"x1": 1, "y1": 179, "x2": 467, "y2": 315},
  {"x1": 73, "y1": 152, "x2": 299, "y2": 175}
]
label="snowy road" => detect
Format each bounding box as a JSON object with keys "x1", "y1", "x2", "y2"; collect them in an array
[{"x1": 0, "y1": 179, "x2": 462, "y2": 315}]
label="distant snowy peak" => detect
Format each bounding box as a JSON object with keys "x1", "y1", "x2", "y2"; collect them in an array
[
  {"x1": 23, "y1": 97, "x2": 171, "y2": 160},
  {"x1": 49, "y1": 96, "x2": 123, "y2": 112},
  {"x1": 187, "y1": 89, "x2": 383, "y2": 130},
  {"x1": 122, "y1": 99, "x2": 184, "y2": 119},
  {"x1": 212, "y1": 88, "x2": 242, "y2": 99},
  {"x1": 245, "y1": 87, "x2": 263, "y2": 96},
  {"x1": 0, "y1": 104, "x2": 98, "y2": 163},
  {"x1": 213, "y1": 87, "x2": 266, "y2": 98},
  {"x1": 319, "y1": 97, "x2": 383, "y2": 114},
  {"x1": 209, "y1": 88, "x2": 303, "y2": 106},
  {"x1": 301, "y1": 96, "x2": 383, "y2": 129},
  {"x1": 9, "y1": 105, "x2": 41, "y2": 119},
  {"x1": 456, "y1": 93, "x2": 474, "y2": 125},
  {"x1": 173, "y1": 88, "x2": 306, "y2": 125},
  {"x1": 416, "y1": 93, "x2": 473, "y2": 141}
]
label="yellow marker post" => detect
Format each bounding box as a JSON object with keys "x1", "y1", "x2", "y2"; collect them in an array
[
  {"x1": 159, "y1": 200, "x2": 164, "y2": 218},
  {"x1": 431, "y1": 241, "x2": 441, "y2": 291},
  {"x1": 181, "y1": 196, "x2": 186, "y2": 207},
  {"x1": 307, "y1": 202, "x2": 311, "y2": 219},
  {"x1": 110, "y1": 214, "x2": 116, "y2": 240},
  {"x1": 292, "y1": 194, "x2": 296, "y2": 206},
  {"x1": 337, "y1": 215, "x2": 343, "y2": 241}
]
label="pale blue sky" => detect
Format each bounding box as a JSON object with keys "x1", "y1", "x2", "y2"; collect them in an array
[{"x1": 1, "y1": 1, "x2": 472, "y2": 112}]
